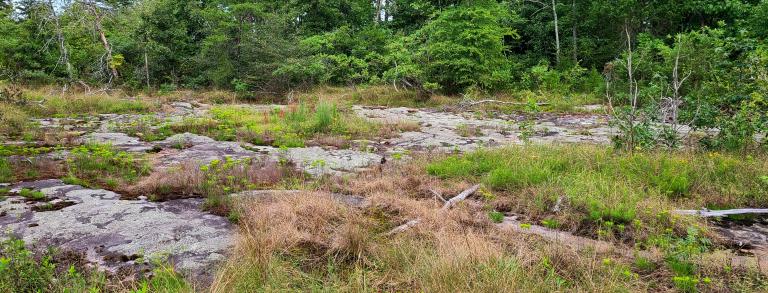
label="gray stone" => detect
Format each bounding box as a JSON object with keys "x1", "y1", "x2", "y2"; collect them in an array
[
  {"x1": 353, "y1": 106, "x2": 613, "y2": 154},
  {"x1": 0, "y1": 180, "x2": 234, "y2": 285},
  {"x1": 84, "y1": 132, "x2": 154, "y2": 152},
  {"x1": 156, "y1": 141, "x2": 258, "y2": 167},
  {"x1": 247, "y1": 145, "x2": 384, "y2": 176},
  {"x1": 171, "y1": 102, "x2": 193, "y2": 110},
  {"x1": 574, "y1": 104, "x2": 606, "y2": 112},
  {"x1": 158, "y1": 133, "x2": 216, "y2": 148}
]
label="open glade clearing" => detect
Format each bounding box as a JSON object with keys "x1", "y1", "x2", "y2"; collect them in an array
[{"x1": 0, "y1": 86, "x2": 766, "y2": 292}]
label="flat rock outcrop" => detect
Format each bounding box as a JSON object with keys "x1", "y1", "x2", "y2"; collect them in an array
[{"x1": 0, "y1": 179, "x2": 233, "y2": 284}]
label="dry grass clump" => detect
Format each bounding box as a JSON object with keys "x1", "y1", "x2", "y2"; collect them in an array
[
  {"x1": 129, "y1": 158, "x2": 303, "y2": 218},
  {"x1": 211, "y1": 193, "x2": 371, "y2": 292},
  {"x1": 130, "y1": 159, "x2": 292, "y2": 198},
  {"x1": 0, "y1": 103, "x2": 29, "y2": 137},
  {"x1": 0, "y1": 157, "x2": 65, "y2": 183},
  {"x1": 375, "y1": 119, "x2": 421, "y2": 138},
  {"x1": 21, "y1": 88, "x2": 157, "y2": 117},
  {"x1": 210, "y1": 157, "x2": 652, "y2": 292},
  {"x1": 153, "y1": 89, "x2": 236, "y2": 104},
  {"x1": 210, "y1": 148, "x2": 768, "y2": 292},
  {"x1": 293, "y1": 85, "x2": 456, "y2": 108},
  {"x1": 211, "y1": 187, "x2": 645, "y2": 292}
]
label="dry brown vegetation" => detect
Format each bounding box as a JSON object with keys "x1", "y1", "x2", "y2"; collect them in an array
[
  {"x1": 208, "y1": 155, "x2": 768, "y2": 292},
  {"x1": 0, "y1": 157, "x2": 66, "y2": 182},
  {"x1": 129, "y1": 159, "x2": 292, "y2": 200}
]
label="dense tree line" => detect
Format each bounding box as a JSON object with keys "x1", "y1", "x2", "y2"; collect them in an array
[
  {"x1": 1, "y1": 0, "x2": 767, "y2": 150},
  {"x1": 0, "y1": 0, "x2": 764, "y2": 93}
]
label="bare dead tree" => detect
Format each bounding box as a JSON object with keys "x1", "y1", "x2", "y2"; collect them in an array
[
  {"x1": 47, "y1": 0, "x2": 74, "y2": 82},
  {"x1": 624, "y1": 24, "x2": 640, "y2": 150},
  {"x1": 658, "y1": 34, "x2": 700, "y2": 146},
  {"x1": 79, "y1": 0, "x2": 118, "y2": 82}
]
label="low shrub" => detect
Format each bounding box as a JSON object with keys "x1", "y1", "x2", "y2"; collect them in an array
[{"x1": 65, "y1": 144, "x2": 150, "y2": 189}]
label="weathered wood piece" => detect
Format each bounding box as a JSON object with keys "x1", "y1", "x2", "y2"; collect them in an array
[
  {"x1": 674, "y1": 209, "x2": 768, "y2": 217},
  {"x1": 387, "y1": 184, "x2": 480, "y2": 235}
]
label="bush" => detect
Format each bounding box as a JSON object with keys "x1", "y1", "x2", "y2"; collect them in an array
[
  {"x1": 391, "y1": 1, "x2": 518, "y2": 93},
  {"x1": 65, "y1": 144, "x2": 150, "y2": 189},
  {"x1": 313, "y1": 101, "x2": 338, "y2": 132},
  {"x1": 0, "y1": 238, "x2": 56, "y2": 292}
]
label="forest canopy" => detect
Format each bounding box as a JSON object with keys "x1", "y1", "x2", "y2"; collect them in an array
[{"x1": 1, "y1": 0, "x2": 765, "y2": 94}]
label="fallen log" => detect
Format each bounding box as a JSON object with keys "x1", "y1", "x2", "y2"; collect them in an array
[
  {"x1": 387, "y1": 184, "x2": 480, "y2": 235},
  {"x1": 386, "y1": 219, "x2": 421, "y2": 236},
  {"x1": 673, "y1": 208, "x2": 768, "y2": 217},
  {"x1": 496, "y1": 216, "x2": 613, "y2": 253},
  {"x1": 496, "y1": 215, "x2": 768, "y2": 274},
  {"x1": 441, "y1": 184, "x2": 480, "y2": 210}
]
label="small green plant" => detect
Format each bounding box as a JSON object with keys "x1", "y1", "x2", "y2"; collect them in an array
[
  {"x1": 134, "y1": 261, "x2": 191, "y2": 293},
  {"x1": 0, "y1": 187, "x2": 9, "y2": 199},
  {"x1": 633, "y1": 256, "x2": 656, "y2": 272},
  {"x1": 0, "y1": 237, "x2": 109, "y2": 292},
  {"x1": 0, "y1": 158, "x2": 11, "y2": 183},
  {"x1": 646, "y1": 227, "x2": 711, "y2": 292},
  {"x1": 518, "y1": 97, "x2": 541, "y2": 142},
  {"x1": 760, "y1": 175, "x2": 768, "y2": 186},
  {"x1": 64, "y1": 144, "x2": 150, "y2": 189},
  {"x1": 488, "y1": 211, "x2": 504, "y2": 223},
  {"x1": 313, "y1": 101, "x2": 338, "y2": 133},
  {"x1": 541, "y1": 218, "x2": 560, "y2": 229},
  {"x1": 456, "y1": 123, "x2": 482, "y2": 137},
  {"x1": 18, "y1": 188, "x2": 45, "y2": 201}
]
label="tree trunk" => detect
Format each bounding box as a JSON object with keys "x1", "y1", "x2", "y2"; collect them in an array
[
  {"x1": 571, "y1": 0, "x2": 577, "y2": 63},
  {"x1": 383, "y1": 0, "x2": 389, "y2": 21},
  {"x1": 85, "y1": 2, "x2": 118, "y2": 81},
  {"x1": 375, "y1": 0, "x2": 382, "y2": 22},
  {"x1": 144, "y1": 48, "x2": 150, "y2": 89},
  {"x1": 552, "y1": 0, "x2": 560, "y2": 65},
  {"x1": 48, "y1": 0, "x2": 73, "y2": 81}
]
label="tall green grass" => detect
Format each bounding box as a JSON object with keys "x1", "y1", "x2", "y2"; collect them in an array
[
  {"x1": 208, "y1": 101, "x2": 377, "y2": 148},
  {"x1": 427, "y1": 145, "x2": 768, "y2": 225}
]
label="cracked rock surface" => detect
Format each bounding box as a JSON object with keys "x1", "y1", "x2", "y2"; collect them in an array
[
  {"x1": 0, "y1": 179, "x2": 233, "y2": 285},
  {"x1": 353, "y1": 105, "x2": 614, "y2": 154}
]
